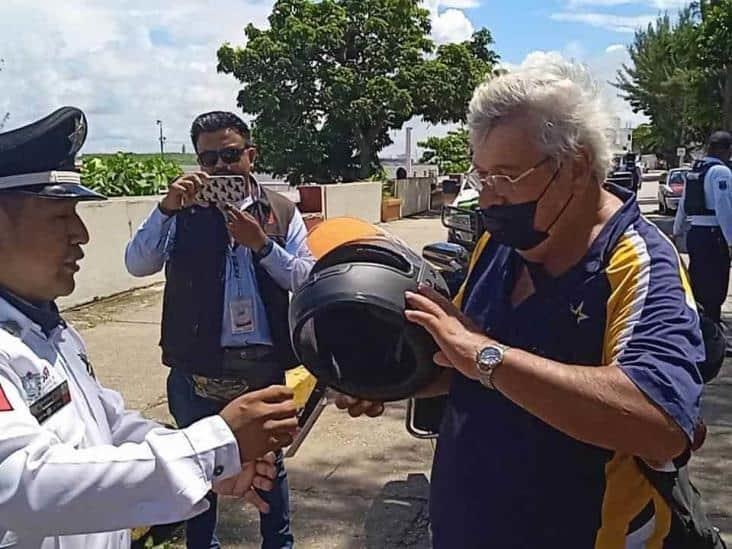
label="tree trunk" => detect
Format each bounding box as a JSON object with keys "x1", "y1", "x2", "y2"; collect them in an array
[
  {"x1": 723, "y1": 64, "x2": 732, "y2": 129},
  {"x1": 356, "y1": 128, "x2": 373, "y2": 181}
]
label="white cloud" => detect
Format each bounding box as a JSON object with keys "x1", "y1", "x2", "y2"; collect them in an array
[
  {"x1": 650, "y1": 0, "x2": 688, "y2": 7},
  {"x1": 550, "y1": 12, "x2": 656, "y2": 33},
  {"x1": 606, "y1": 44, "x2": 626, "y2": 53},
  {"x1": 1, "y1": 0, "x2": 477, "y2": 153},
  {"x1": 431, "y1": 8, "x2": 475, "y2": 44},
  {"x1": 423, "y1": 1, "x2": 476, "y2": 44},
  {"x1": 0, "y1": 0, "x2": 272, "y2": 153},
  {"x1": 439, "y1": 0, "x2": 480, "y2": 8}
]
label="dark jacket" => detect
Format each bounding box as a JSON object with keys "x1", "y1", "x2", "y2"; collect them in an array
[{"x1": 160, "y1": 186, "x2": 299, "y2": 377}]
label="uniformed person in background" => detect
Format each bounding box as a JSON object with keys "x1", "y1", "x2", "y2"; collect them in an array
[
  {"x1": 674, "y1": 130, "x2": 732, "y2": 324},
  {"x1": 0, "y1": 107, "x2": 299, "y2": 549}
]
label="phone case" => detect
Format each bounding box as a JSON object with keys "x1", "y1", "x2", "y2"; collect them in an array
[{"x1": 195, "y1": 175, "x2": 250, "y2": 206}]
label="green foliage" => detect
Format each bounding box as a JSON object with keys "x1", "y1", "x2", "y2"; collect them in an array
[
  {"x1": 86, "y1": 153, "x2": 198, "y2": 168},
  {"x1": 615, "y1": 2, "x2": 732, "y2": 166},
  {"x1": 631, "y1": 124, "x2": 656, "y2": 154},
  {"x1": 418, "y1": 128, "x2": 470, "y2": 174},
  {"x1": 217, "y1": 0, "x2": 498, "y2": 184},
  {"x1": 615, "y1": 11, "x2": 702, "y2": 165},
  {"x1": 81, "y1": 153, "x2": 182, "y2": 197}
]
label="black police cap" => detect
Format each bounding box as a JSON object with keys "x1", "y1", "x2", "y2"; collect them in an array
[{"x1": 0, "y1": 107, "x2": 105, "y2": 201}]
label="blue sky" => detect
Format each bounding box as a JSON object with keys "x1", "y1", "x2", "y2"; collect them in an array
[
  {"x1": 476, "y1": 0, "x2": 683, "y2": 64},
  {"x1": 0, "y1": 0, "x2": 688, "y2": 155}
]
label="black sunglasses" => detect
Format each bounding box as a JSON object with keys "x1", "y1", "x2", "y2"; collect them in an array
[{"x1": 197, "y1": 146, "x2": 248, "y2": 168}]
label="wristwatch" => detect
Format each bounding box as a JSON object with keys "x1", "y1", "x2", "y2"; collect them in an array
[{"x1": 476, "y1": 343, "x2": 510, "y2": 390}]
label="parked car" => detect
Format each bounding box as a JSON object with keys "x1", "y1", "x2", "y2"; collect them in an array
[
  {"x1": 657, "y1": 167, "x2": 690, "y2": 215},
  {"x1": 445, "y1": 175, "x2": 480, "y2": 247}
]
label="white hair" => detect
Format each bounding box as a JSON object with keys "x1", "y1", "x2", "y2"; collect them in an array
[{"x1": 468, "y1": 59, "x2": 612, "y2": 183}]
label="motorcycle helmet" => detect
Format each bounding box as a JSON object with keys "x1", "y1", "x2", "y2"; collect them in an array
[{"x1": 291, "y1": 221, "x2": 448, "y2": 401}]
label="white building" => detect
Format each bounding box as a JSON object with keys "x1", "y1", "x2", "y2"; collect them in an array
[
  {"x1": 380, "y1": 156, "x2": 439, "y2": 179},
  {"x1": 604, "y1": 116, "x2": 634, "y2": 155}
]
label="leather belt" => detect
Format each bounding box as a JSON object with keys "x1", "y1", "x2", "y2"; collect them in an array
[{"x1": 191, "y1": 345, "x2": 285, "y2": 403}]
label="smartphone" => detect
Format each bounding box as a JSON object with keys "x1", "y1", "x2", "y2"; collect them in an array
[
  {"x1": 284, "y1": 382, "x2": 330, "y2": 458},
  {"x1": 194, "y1": 175, "x2": 250, "y2": 207}
]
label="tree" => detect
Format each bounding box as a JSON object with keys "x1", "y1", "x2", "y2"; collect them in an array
[
  {"x1": 631, "y1": 123, "x2": 656, "y2": 154},
  {"x1": 217, "y1": 0, "x2": 498, "y2": 184},
  {"x1": 615, "y1": 2, "x2": 732, "y2": 166},
  {"x1": 418, "y1": 128, "x2": 470, "y2": 174},
  {"x1": 697, "y1": 0, "x2": 732, "y2": 128},
  {"x1": 615, "y1": 10, "x2": 705, "y2": 166}
]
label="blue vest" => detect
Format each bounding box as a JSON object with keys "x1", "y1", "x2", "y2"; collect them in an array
[{"x1": 159, "y1": 188, "x2": 298, "y2": 377}]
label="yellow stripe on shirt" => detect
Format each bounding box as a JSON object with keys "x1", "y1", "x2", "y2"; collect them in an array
[
  {"x1": 453, "y1": 232, "x2": 491, "y2": 309},
  {"x1": 596, "y1": 227, "x2": 671, "y2": 548}
]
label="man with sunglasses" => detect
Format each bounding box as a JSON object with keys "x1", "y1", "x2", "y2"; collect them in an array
[
  {"x1": 338, "y1": 61, "x2": 714, "y2": 547},
  {"x1": 126, "y1": 111, "x2": 314, "y2": 549}
]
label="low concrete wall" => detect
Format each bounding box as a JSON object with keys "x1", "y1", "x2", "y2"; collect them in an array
[
  {"x1": 58, "y1": 181, "x2": 384, "y2": 309},
  {"x1": 322, "y1": 181, "x2": 382, "y2": 223},
  {"x1": 58, "y1": 197, "x2": 164, "y2": 309},
  {"x1": 394, "y1": 177, "x2": 433, "y2": 217}
]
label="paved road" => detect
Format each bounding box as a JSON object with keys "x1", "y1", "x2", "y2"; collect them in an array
[{"x1": 64, "y1": 187, "x2": 731, "y2": 547}]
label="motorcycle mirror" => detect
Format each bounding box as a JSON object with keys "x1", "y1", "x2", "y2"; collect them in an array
[
  {"x1": 422, "y1": 241, "x2": 469, "y2": 273},
  {"x1": 441, "y1": 205, "x2": 480, "y2": 235}
]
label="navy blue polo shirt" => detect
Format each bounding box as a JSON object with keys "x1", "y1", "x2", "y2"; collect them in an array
[{"x1": 429, "y1": 187, "x2": 704, "y2": 548}]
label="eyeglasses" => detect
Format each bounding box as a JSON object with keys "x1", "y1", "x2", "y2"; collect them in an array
[
  {"x1": 466, "y1": 157, "x2": 552, "y2": 195},
  {"x1": 197, "y1": 147, "x2": 248, "y2": 168}
]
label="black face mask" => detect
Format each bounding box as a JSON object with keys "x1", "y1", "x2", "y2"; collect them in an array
[{"x1": 478, "y1": 165, "x2": 571, "y2": 251}]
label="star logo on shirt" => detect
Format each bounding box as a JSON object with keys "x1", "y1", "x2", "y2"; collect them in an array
[{"x1": 570, "y1": 301, "x2": 590, "y2": 325}]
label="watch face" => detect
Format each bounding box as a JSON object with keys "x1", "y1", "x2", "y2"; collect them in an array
[{"x1": 478, "y1": 346, "x2": 503, "y2": 371}]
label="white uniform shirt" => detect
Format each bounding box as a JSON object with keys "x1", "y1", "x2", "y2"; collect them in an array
[
  {"x1": 0, "y1": 297, "x2": 241, "y2": 549},
  {"x1": 673, "y1": 157, "x2": 732, "y2": 243}
]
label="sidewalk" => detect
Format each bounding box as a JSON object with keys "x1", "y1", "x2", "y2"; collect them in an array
[{"x1": 64, "y1": 215, "x2": 731, "y2": 547}]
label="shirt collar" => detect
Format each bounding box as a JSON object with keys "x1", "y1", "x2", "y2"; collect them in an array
[
  {"x1": 0, "y1": 287, "x2": 63, "y2": 337},
  {"x1": 520, "y1": 184, "x2": 640, "y2": 291}
]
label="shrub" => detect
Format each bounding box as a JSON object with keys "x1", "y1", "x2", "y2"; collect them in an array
[{"x1": 81, "y1": 153, "x2": 182, "y2": 197}]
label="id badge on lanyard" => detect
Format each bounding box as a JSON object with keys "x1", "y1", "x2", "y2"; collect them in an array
[{"x1": 229, "y1": 247, "x2": 256, "y2": 335}]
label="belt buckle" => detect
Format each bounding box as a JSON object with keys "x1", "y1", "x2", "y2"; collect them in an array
[{"x1": 192, "y1": 375, "x2": 250, "y2": 403}]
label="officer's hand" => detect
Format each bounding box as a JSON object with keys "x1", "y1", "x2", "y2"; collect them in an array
[
  {"x1": 224, "y1": 203, "x2": 267, "y2": 252},
  {"x1": 334, "y1": 393, "x2": 385, "y2": 418},
  {"x1": 219, "y1": 385, "x2": 299, "y2": 462},
  {"x1": 213, "y1": 452, "x2": 277, "y2": 513},
  {"x1": 160, "y1": 172, "x2": 207, "y2": 213}
]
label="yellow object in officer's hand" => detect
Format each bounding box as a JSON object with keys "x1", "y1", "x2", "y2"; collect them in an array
[{"x1": 286, "y1": 366, "x2": 317, "y2": 409}]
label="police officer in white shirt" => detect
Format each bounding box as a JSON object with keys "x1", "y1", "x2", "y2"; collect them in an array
[
  {"x1": 674, "y1": 130, "x2": 732, "y2": 323},
  {"x1": 0, "y1": 107, "x2": 299, "y2": 549}
]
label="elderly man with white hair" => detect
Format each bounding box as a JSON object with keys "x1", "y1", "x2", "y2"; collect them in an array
[{"x1": 338, "y1": 60, "x2": 709, "y2": 547}]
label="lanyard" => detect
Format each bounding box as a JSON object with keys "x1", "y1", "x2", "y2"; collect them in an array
[{"x1": 228, "y1": 245, "x2": 247, "y2": 298}]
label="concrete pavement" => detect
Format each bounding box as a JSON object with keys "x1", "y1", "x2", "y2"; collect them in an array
[{"x1": 64, "y1": 197, "x2": 731, "y2": 547}]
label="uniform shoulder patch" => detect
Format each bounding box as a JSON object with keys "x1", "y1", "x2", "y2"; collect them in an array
[
  {"x1": 0, "y1": 384, "x2": 13, "y2": 411},
  {"x1": 719, "y1": 179, "x2": 729, "y2": 191}
]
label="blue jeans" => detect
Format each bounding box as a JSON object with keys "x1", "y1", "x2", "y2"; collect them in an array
[{"x1": 167, "y1": 369, "x2": 294, "y2": 549}]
